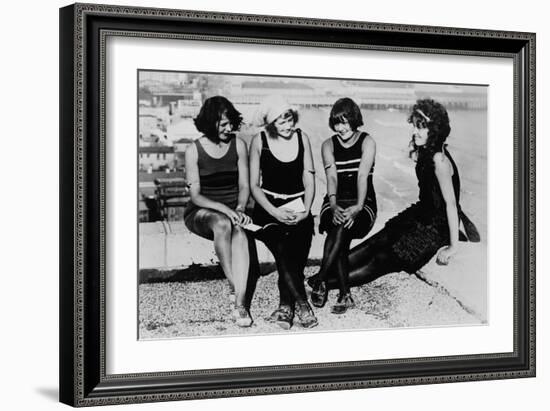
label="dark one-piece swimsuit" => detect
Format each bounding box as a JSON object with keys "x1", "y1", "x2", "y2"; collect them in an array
[
  {"x1": 319, "y1": 132, "x2": 377, "y2": 239},
  {"x1": 252, "y1": 128, "x2": 314, "y2": 237},
  {"x1": 183, "y1": 137, "x2": 239, "y2": 236}
]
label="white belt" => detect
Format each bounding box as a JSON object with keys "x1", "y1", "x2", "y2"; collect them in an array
[{"x1": 262, "y1": 188, "x2": 305, "y2": 200}]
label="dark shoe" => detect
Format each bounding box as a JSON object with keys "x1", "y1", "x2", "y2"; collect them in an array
[
  {"x1": 296, "y1": 302, "x2": 318, "y2": 329},
  {"x1": 306, "y1": 274, "x2": 320, "y2": 290},
  {"x1": 275, "y1": 305, "x2": 294, "y2": 330},
  {"x1": 266, "y1": 305, "x2": 294, "y2": 330},
  {"x1": 310, "y1": 280, "x2": 328, "y2": 308},
  {"x1": 331, "y1": 293, "x2": 355, "y2": 315}
]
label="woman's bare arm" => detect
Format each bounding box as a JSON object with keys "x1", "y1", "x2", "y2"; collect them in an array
[
  {"x1": 235, "y1": 138, "x2": 250, "y2": 211},
  {"x1": 300, "y1": 131, "x2": 316, "y2": 215},
  {"x1": 354, "y1": 135, "x2": 376, "y2": 208},
  {"x1": 434, "y1": 152, "x2": 459, "y2": 263}
]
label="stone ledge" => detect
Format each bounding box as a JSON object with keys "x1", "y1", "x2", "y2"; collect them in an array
[
  {"x1": 139, "y1": 215, "x2": 388, "y2": 271},
  {"x1": 416, "y1": 242, "x2": 488, "y2": 322}
]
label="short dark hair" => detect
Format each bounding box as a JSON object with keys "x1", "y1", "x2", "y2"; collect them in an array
[
  {"x1": 329, "y1": 98, "x2": 364, "y2": 131},
  {"x1": 193, "y1": 96, "x2": 242, "y2": 143},
  {"x1": 264, "y1": 109, "x2": 299, "y2": 139},
  {"x1": 407, "y1": 98, "x2": 451, "y2": 159}
]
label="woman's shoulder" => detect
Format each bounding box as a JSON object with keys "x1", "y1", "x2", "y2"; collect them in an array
[
  {"x1": 432, "y1": 151, "x2": 453, "y2": 176},
  {"x1": 235, "y1": 136, "x2": 247, "y2": 148},
  {"x1": 295, "y1": 127, "x2": 308, "y2": 140},
  {"x1": 297, "y1": 128, "x2": 311, "y2": 143},
  {"x1": 361, "y1": 132, "x2": 375, "y2": 148},
  {"x1": 432, "y1": 151, "x2": 449, "y2": 163},
  {"x1": 250, "y1": 133, "x2": 264, "y2": 151},
  {"x1": 185, "y1": 140, "x2": 199, "y2": 160},
  {"x1": 251, "y1": 132, "x2": 262, "y2": 143},
  {"x1": 194, "y1": 136, "x2": 209, "y2": 150},
  {"x1": 321, "y1": 137, "x2": 334, "y2": 150},
  {"x1": 235, "y1": 136, "x2": 248, "y2": 154}
]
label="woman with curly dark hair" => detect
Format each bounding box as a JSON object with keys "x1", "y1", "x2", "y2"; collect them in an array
[
  {"x1": 308, "y1": 98, "x2": 479, "y2": 289},
  {"x1": 184, "y1": 96, "x2": 255, "y2": 327}
]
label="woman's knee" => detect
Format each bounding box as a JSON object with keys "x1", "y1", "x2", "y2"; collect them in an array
[
  {"x1": 334, "y1": 223, "x2": 347, "y2": 234},
  {"x1": 210, "y1": 213, "x2": 232, "y2": 236},
  {"x1": 232, "y1": 225, "x2": 247, "y2": 238},
  {"x1": 232, "y1": 226, "x2": 250, "y2": 249}
]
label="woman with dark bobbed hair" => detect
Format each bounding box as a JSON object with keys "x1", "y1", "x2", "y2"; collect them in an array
[
  {"x1": 184, "y1": 96, "x2": 254, "y2": 327},
  {"x1": 311, "y1": 98, "x2": 377, "y2": 314},
  {"x1": 308, "y1": 98, "x2": 479, "y2": 290}
]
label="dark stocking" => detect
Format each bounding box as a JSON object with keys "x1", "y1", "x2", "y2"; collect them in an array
[
  {"x1": 318, "y1": 225, "x2": 352, "y2": 294},
  {"x1": 261, "y1": 227, "x2": 311, "y2": 306},
  {"x1": 324, "y1": 229, "x2": 403, "y2": 290},
  {"x1": 347, "y1": 248, "x2": 401, "y2": 287},
  {"x1": 244, "y1": 232, "x2": 261, "y2": 310},
  {"x1": 268, "y1": 240, "x2": 308, "y2": 305},
  {"x1": 335, "y1": 239, "x2": 352, "y2": 294}
]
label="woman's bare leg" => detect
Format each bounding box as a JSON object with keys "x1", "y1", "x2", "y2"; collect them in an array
[
  {"x1": 203, "y1": 212, "x2": 234, "y2": 286},
  {"x1": 230, "y1": 226, "x2": 250, "y2": 306},
  {"x1": 188, "y1": 209, "x2": 253, "y2": 326}
]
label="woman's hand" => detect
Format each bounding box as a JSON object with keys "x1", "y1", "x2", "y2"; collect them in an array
[
  {"x1": 331, "y1": 204, "x2": 347, "y2": 225},
  {"x1": 235, "y1": 210, "x2": 252, "y2": 226},
  {"x1": 343, "y1": 204, "x2": 362, "y2": 220},
  {"x1": 221, "y1": 207, "x2": 241, "y2": 226},
  {"x1": 436, "y1": 245, "x2": 457, "y2": 265},
  {"x1": 288, "y1": 211, "x2": 309, "y2": 225},
  {"x1": 342, "y1": 204, "x2": 362, "y2": 229},
  {"x1": 272, "y1": 207, "x2": 297, "y2": 225}
]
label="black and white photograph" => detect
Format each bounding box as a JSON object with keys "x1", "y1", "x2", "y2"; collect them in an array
[{"x1": 137, "y1": 70, "x2": 487, "y2": 339}]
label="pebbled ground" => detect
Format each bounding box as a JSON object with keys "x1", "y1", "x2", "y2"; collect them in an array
[{"x1": 139, "y1": 265, "x2": 480, "y2": 340}]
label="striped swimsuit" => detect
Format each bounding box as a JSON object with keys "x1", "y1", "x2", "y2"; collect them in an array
[{"x1": 319, "y1": 132, "x2": 377, "y2": 239}]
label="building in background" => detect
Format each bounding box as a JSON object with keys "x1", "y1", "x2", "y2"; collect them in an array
[{"x1": 139, "y1": 146, "x2": 176, "y2": 171}]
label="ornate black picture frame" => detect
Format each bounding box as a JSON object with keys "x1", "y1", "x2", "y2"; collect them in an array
[{"x1": 59, "y1": 3, "x2": 535, "y2": 407}]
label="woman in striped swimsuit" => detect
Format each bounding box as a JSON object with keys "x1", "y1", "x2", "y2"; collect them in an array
[
  {"x1": 249, "y1": 95, "x2": 318, "y2": 329},
  {"x1": 311, "y1": 98, "x2": 377, "y2": 314},
  {"x1": 184, "y1": 96, "x2": 254, "y2": 327}
]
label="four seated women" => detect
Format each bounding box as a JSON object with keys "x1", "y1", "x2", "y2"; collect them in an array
[{"x1": 183, "y1": 96, "x2": 479, "y2": 329}]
